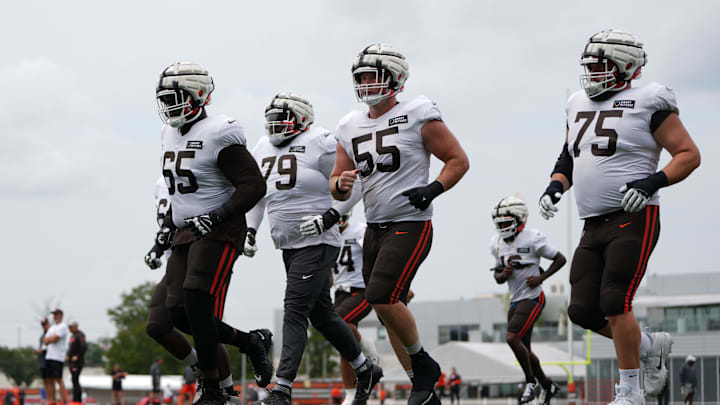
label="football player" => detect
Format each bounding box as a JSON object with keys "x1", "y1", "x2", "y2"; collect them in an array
[
  {"x1": 244, "y1": 93, "x2": 382, "y2": 405},
  {"x1": 330, "y1": 44, "x2": 470, "y2": 405},
  {"x1": 490, "y1": 197, "x2": 566, "y2": 404},
  {"x1": 331, "y1": 210, "x2": 373, "y2": 405},
  {"x1": 155, "y1": 62, "x2": 270, "y2": 405},
  {"x1": 538, "y1": 30, "x2": 700, "y2": 404},
  {"x1": 143, "y1": 176, "x2": 271, "y2": 405}
]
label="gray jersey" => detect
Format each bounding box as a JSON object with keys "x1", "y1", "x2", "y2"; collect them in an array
[
  {"x1": 566, "y1": 83, "x2": 678, "y2": 218},
  {"x1": 249, "y1": 126, "x2": 341, "y2": 250},
  {"x1": 489, "y1": 228, "x2": 559, "y2": 302},
  {"x1": 334, "y1": 96, "x2": 442, "y2": 223},
  {"x1": 160, "y1": 114, "x2": 247, "y2": 228},
  {"x1": 333, "y1": 222, "x2": 366, "y2": 290}
]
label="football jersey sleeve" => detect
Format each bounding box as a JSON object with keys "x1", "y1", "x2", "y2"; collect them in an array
[
  {"x1": 489, "y1": 235, "x2": 502, "y2": 266},
  {"x1": 317, "y1": 132, "x2": 337, "y2": 178},
  {"x1": 214, "y1": 119, "x2": 247, "y2": 161},
  {"x1": 651, "y1": 84, "x2": 679, "y2": 114},
  {"x1": 531, "y1": 230, "x2": 559, "y2": 260}
]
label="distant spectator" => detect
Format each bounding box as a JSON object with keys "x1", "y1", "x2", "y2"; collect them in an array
[
  {"x1": 179, "y1": 366, "x2": 196, "y2": 405},
  {"x1": 111, "y1": 363, "x2": 127, "y2": 405},
  {"x1": 150, "y1": 358, "x2": 163, "y2": 404},
  {"x1": 378, "y1": 385, "x2": 387, "y2": 405},
  {"x1": 680, "y1": 355, "x2": 697, "y2": 405},
  {"x1": 67, "y1": 320, "x2": 87, "y2": 405},
  {"x1": 43, "y1": 309, "x2": 69, "y2": 405},
  {"x1": 436, "y1": 371, "x2": 446, "y2": 398},
  {"x1": 449, "y1": 367, "x2": 462, "y2": 405},
  {"x1": 331, "y1": 387, "x2": 342, "y2": 405},
  {"x1": 162, "y1": 384, "x2": 173, "y2": 405},
  {"x1": 35, "y1": 318, "x2": 51, "y2": 404}
]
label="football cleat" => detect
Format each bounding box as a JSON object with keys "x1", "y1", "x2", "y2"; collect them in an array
[
  {"x1": 194, "y1": 382, "x2": 225, "y2": 405},
  {"x1": 352, "y1": 360, "x2": 383, "y2": 405},
  {"x1": 407, "y1": 350, "x2": 441, "y2": 405},
  {"x1": 520, "y1": 382, "x2": 538, "y2": 404},
  {"x1": 259, "y1": 385, "x2": 291, "y2": 405},
  {"x1": 608, "y1": 384, "x2": 645, "y2": 405},
  {"x1": 641, "y1": 330, "x2": 673, "y2": 395},
  {"x1": 539, "y1": 381, "x2": 560, "y2": 405},
  {"x1": 246, "y1": 329, "x2": 274, "y2": 387}
]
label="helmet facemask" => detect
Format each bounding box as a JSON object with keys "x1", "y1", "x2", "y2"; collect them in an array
[
  {"x1": 493, "y1": 215, "x2": 519, "y2": 239},
  {"x1": 157, "y1": 88, "x2": 205, "y2": 128},
  {"x1": 265, "y1": 108, "x2": 300, "y2": 146},
  {"x1": 353, "y1": 66, "x2": 395, "y2": 106},
  {"x1": 580, "y1": 57, "x2": 624, "y2": 99}
]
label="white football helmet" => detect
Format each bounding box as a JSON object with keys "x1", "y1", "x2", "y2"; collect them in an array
[
  {"x1": 352, "y1": 43, "x2": 409, "y2": 106},
  {"x1": 492, "y1": 196, "x2": 529, "y2": 239},
  {"x1": 264, "y1": 92, "x2": 314, "y2": 146},
  {"x1": 156, "y1": 62, "x2": 214, "y2": 128},
  {"x1": 579, "y1": 29, "x2": 646, "y2": 99}
]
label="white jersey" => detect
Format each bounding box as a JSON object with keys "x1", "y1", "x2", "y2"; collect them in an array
[
  {"x1": 154, "y1": 176, "x2": 171, "y2": 227},
  {"x1": 333, "y1": 222, "x2": 366, "y2": 291},
  {"x1": 45, "y1": 322, "x2": 69, "y2": 362},
  {"x1": 250, "y1": 126, "x2": 341, "y2": 249},
  {"x1": 489, "y1": 228, "x2": 559, "y2": 303},
  {"x1": 566, "y1": 83, "x2": 678, "y2": 218},
  {"x1": 160, "y1": 115, "x2": 247, "y2": 228},
  {"x1": 334, "y1": 96, "x2": 442, "y2": 223}
]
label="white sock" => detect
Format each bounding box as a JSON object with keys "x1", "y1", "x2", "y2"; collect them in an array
[
  {"x1": 405, "y1": 369, "x2": 414, "y2": 379},
  {"x1": 345, "y1": 388, "x2": 356, "y2": 398},
  {"x1": 619, "y1": 368, "x2": 641, "y2": 393},
  {"x1": 183, "y1": 348, "x2": 198, "y2": 366},
  {"x1": 640, "y1": 332, "x2": 652, "y2": 356},
  {"x1": 350, "y1": 353, "x2": 367, "y2": 369},
  {"x1": 404, "y1": 341, "x2": 422, "y2": 355},
  {"x1": 220, "y1": 375, "x2": 233, "y2": 389},
  {"x1": 277, "y1": 377, "x2": 293, "y2": 388}
]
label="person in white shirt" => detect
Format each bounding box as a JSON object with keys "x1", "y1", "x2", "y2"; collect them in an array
[{"x1": 43, "y1": 309, "x2": 69, "y2": 405}]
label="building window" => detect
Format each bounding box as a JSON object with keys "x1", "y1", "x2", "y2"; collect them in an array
[{"x1": 438, "y1": 324, "x2": 479, "y2": 345}]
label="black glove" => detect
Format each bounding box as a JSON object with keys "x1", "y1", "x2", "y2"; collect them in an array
[
  {"x1": 542, "y1": 180, "x2": 564, "y2": 204},
  {"x1": 402, "y1": 181, "x2": 445, "y2": 211},
  {"x1": 184, "y1": 212, "x2": 224, "y2": 237},
  {"x1": 155, "y1": 226, "x2": 174, "y2": 250},
  {"x1": 623, "y1": 171, "x2": 669, "y2": 198},
  {"x1": 144, "y1": 244, "x2": 165, "y2": 270}
]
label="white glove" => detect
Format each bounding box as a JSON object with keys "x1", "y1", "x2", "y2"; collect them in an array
[
  {"x1": 299, "y1": 215, "x2": 325, "y2": 237},
  {"x1": 619, "y1": 185, "x2": 649, "y2": 213},
  {"x1": 539, "y1": 192, "x2": 562, "y2": 220},
  {"x1": 243, "y1": 230, "x2": 258, "y2": 258}
]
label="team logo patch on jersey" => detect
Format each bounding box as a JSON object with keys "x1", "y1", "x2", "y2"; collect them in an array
[
  {"x1": 388, "y1": 115, "x2": 409, "y2": 126},
  {"x1": 613, "y1": 100, "x2": 636, "y2": 109},
  {"x1": 289, "y1": 146, "x2": 305, "y2": 153},
  {"x1": 517, "y1": 247, "x2": 530, "y2": 253},
  {"x1": 186, "y1": 140, "x2": 203, "y2": 149},
  {"x1": 344, "y1": 239, "x2": 356, "y2": 245}
]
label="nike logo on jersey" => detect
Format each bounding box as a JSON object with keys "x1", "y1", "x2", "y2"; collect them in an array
[
  {"x1": 388, "y1": 115, "x2": 409, "y2": 126},
  {"x1": 186, "y1": 140, "x2": 203, "y2": 149},
  {"x1": 302, "y1": 274, "x2": 313, "y2": 280},
  {"x1": 395, "y1": 231, "x2": 408, "y2": 235},
  {"x1": 620, "y1": 222, "x2": 632, "y2": 228}
]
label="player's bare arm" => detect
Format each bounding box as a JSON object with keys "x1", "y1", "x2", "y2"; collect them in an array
[
  {"x1": 420, "y1": 120, "x2": 469, "y2": 191},
  {"x1": 329, "y1": 143, "x2": 358, "y2": 201},
  {"x1": 526, "y1": 252, "x2": 566, "y2": 288},
  {"x1": 652, "y1": 113, "x2": 700, "y2": 184}
]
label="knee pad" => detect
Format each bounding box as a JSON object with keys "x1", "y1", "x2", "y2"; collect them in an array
[
  {"x1": 599, "y1": 293, "x2": 628, "y2": 317},
  {"x1": 567, "y1": 303, "x2": 608, "y2": 332},
  {"x1": 169, "y1": 307, "x2": 193, "y2": 335}
]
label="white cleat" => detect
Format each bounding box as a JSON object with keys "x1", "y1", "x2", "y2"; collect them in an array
[
  {"x1": 520, "y1": 382, "x2": 538, "y2": 404},
  {"x1": 608, "y1": 384, "x2": 645, "y2": 405},
  {"x1": 641, "y1": 330, "x2": 673, "y2": 395}
]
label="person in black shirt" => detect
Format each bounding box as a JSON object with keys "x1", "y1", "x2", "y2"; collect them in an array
[
  {"x1": 34, "y1": 318, "x2": 51, "y2": 402},
  {"x1": 111, "y1": 363, "x2": 128, "y2": 405},
  {"x1": 67, "y1": 321, "x2": 87, "y2": 404}
]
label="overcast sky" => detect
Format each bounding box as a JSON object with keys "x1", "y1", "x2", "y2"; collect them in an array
[{"x1": 1, "y1": 1, "x2": 718, "y2": 348}]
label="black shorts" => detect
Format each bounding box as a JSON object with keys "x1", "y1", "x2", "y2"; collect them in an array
[
  {"x1": 45, "y1": 360, "x2": 64, "y2": 379},
  {"x1": 362, "y1": 221, "x2": 433, "y2": 304},
  {"x1": 165, "y1": 238, "x2": 239, "y2": 319},
  {"x1": 39, "y1": 367, "x2": 49, "y2": 379},
  {"x1": 507, "y1": 292, "x2": 546, "y2": 338},
  {"x1": 570, "y1": 205, "x2": 660, "y2": 316},
  {"x1": 112, "y1": 380, "x2": 122, "y2": 391},
  {"x1": 334, "y1": 288, "x2": 372, "y2": 324}
]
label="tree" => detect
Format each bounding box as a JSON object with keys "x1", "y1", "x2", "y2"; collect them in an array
[
  {"x1": 0, "y1": 346, "x2": 38, "y2": 386},
  {"x1": 85, "y1": 341, "x2": 105, "y2": 367},
  {"x1": 104, "y1": 281, "x2": 184, "y2": 374}
]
